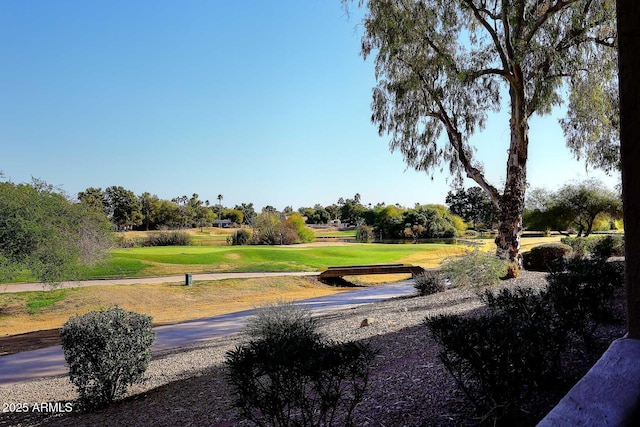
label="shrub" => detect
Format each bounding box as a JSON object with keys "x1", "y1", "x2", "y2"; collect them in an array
[
  {"x1": 560, "y1": 235, "x2": 625, "y2": 260},
  {"x1": 226, "y1": 303, "x2": 376, "y2": 427},
  {"x1": 143, "y1": 231, "x2": 192, "y2": 246},
  {"x1": 230, "y1": 228, "x2": 252, "y2": 245},
  {"x1": 591, "y1": 234, "x2": 625, "y2": 260},
  {"x1": 426, "y1": 304, "x2": 563, "y2": 415},
  {"x1": 413, "y1": 270, "x2": 446, "y2": 296},
  {"x1": 440, "y1": 249, "x2": 508, "y2": 288},
  {"x1": 427, "y1": 287, "x2": 566, "y2": 418},
  {"x1": 503, "y1": 262, "x2": 520, "y2": 279},
  {"x1": 60, "y1": 306, "x2": 156, "y2": 410},
  {"x1": 114, "y1": 234, "x2": 143, "y2": 248},
  {"x1": 522, "y1": 243, "x2": 572, "y2": 271},
  {"x1": 546, "y1": 258, "x2": 625, "y2": 350},
  {"x1": 427, "y1": 257, "x2": 626, "y2": 422}
]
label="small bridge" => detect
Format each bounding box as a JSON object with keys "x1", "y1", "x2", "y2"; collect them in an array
[{"x1": 319, "y1": 263, "x2": 426, "y2": 280}]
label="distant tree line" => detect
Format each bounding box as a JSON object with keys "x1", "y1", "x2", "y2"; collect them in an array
[{"x1": 523, "y1": 179, "x2": 622, "y2": 237}]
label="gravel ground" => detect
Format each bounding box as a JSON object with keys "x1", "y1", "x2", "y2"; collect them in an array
[{"x1": 0, "y1": 271, "x2": 624, "y2": 427}]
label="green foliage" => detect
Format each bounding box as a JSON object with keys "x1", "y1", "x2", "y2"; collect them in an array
[
  {"x1": 546, "y1": 258, "x2": 624, "y2": 349},
  {"x1": 426, "y1": 295, "x2": 563, "y2": 415},
  {"x1": 440, "y1": 250, "x2": 508, "y2": 288},
  {"x1": 60, "y1": 306, "x2": 156, "y2": 410},
  {"x1": 355, "y1": 225, "x2": 374, "y2": 242},
  {"x1": 287, "y1": 213, "x2": 315, "y2": 243},
  {"x1": 354, "y1": 0, "x2": 616, "y2": 261},
  {"x1": 413, "y1": 270, "x2": 446, "y2": 296},
  {"x1": 560, "y1": 235, "x2": 625, "y2": 260},
  {"x1": 226, "y1": 303, "x2": 376, "y2": 427},
  {"x1": 143, "y1": 231, "x2": 192, "y2": 247},
  {"x1": 591, "y1": 235, "x2": 625, "y2": 259},
  {"x1": 230, "y1": 228, "x2": 252, "y2": 246},
  {"x1": 26, "y1": 290, "x2": 68, "y2": 314},
  {"x1": 249, "y1": 213, "x2": 314, "y2": 245},
  {"x1": 446, "y1": 186, "x2": 499, "y2": 229},
  {"x1": 522, "y1": 243, "x2": 572, "y2": 272},
  {"x1": 427, "y1": 257, "x2": 625, "y2": 421},
  {"x1": 0, "y1": 179, "x2": 112, "y2": 284},
  {"x1": 524, "y1": 180, "x2": 622, "y2": 236},
  {"x1": 104, "y1": 186, "x2": 143, "y2": 230}
]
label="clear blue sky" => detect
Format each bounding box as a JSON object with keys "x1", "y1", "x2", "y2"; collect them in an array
[{"x1": 0, "y1": 1, "x2": 618, "y2": 211}]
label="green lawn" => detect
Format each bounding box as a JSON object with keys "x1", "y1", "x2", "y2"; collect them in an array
[{"x1": 78, "y1": 243, "x2": 465, "y2": 279}]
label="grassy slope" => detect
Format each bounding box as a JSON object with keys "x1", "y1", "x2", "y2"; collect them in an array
[
  {"x1": 79, "y1": 243, "x2": 468, "y2": 279},
  {"x1": 0, "y1": 277, "x2": 353, "y2": 338}
]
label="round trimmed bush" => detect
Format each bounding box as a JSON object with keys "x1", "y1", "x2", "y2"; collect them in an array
[
  {"x1": 60, "y1": 306, "x2": 156, "y2": 410},
  {"x1": 522, "y1": 243, "x2": 572, "y2": 272}
]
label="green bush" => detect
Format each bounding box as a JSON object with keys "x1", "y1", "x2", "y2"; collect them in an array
[
  {"x1": 591, "y1": 235, "x2": 625, "y2": 260},
  {"x1": 560, "y1": 235, "x2": 624, "y2": 260},
  {"x1": 60, "y1": 306, "x2": 156, "y2": 410},
  {"x1": 413, "y1": 270, "x2": 446, "y2": 296},
  {"x1": 226, "y1": 303, "x2": 376, "y2": 426},
  {"x1": 522, "y1": 243, "x2": 572, "y2": 271},
  {"x1": 230, "y1": 228, "x2": 252, "y2": 245},
  {"x1": 426, "y1": 302, "x2": 563, "y2": 415},
  {"x1": 143, "y1": 231, "x2": 192, "y2": 246},
  {"x1": 546, "y1": 258, "x2": 625, "y2": 349},
  {"x1": 427, "y1": 257, "x2": 625, "y2": 422},
  {"x1": 440, "y1": 249, "x2": 508, "y2": 288}
]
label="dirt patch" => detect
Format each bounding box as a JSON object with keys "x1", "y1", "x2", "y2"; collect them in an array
[{"x1": 0, "y1": 329, "x2": 61, "y2": 356}]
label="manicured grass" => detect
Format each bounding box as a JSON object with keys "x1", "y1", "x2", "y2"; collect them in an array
[
  {"x1": 81, "y1": 243, "x2": 466, "y2": 279},
  {"x1": 25, "y1": 290, "x2": 68, "y2": 314}
]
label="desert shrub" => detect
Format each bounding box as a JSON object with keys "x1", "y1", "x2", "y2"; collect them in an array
[
  {"x1": 243, "y1": 302, "x2": 320, "y2": 342},
  {"x1": 546, "y1": 258, "x2": 625, "y2": 350},
  {"x1": 114, "y1": 234, "x2": 143, "y2": 248},
  {"x1": 231, "y1": 228, "x2": 252, "y2": 246},
  {"x1": 560, "y1": 236, "x2": 595, "y2": 259},
  {"x1": 440, "y1": 249, "x2": 509, "y2": 288},
  {"x1": 522, "y1": 243, "x2": 572, "y2": 271},
  {"x1": 413, "y1": 270, "x2": 446, "y2": 296},
  {"x1": 143, "y1": 231, "x2": 192, "y2": 246},
  {"x1": 427, "y1": 257, "x2": 626, "y2": 422},
  {"x1": 426, "y1": 299, "x2": 564, "y2": 416},
  {"x1": 60, "y1": 306, "x2": 156, "y2": 410},
  {"x1": 504, "y1": 262, "x2": 520, "y2": 279},
  {"x1": 591, "y1": 234, "x2": 624, "y2": 260},
  {"x1": 226, "y1": 303, "x2": 376, "y2": 427},
  {"x1": 427, "y1": 286, "x2": 568, "y2": 418},
  {"x1": 560, "y1": 235, "x2": 624, "y2": 260}
]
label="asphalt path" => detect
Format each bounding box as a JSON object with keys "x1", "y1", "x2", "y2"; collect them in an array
[{"x1": 0, "y1": 280, "x2": 417, "y2": 386}]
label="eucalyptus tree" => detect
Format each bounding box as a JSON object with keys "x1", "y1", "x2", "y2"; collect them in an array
[{"x1": 350, "y1": 0, "x2": 616, "y2": 261}]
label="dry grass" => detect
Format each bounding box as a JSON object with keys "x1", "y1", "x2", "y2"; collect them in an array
[{"x1": 0, "y1": 277, "x2": 354, "y2": 336}]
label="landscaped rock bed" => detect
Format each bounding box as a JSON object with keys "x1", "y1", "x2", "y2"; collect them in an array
[{"x1": 0, "y1": 271, "x2": 627, "y2": 426}]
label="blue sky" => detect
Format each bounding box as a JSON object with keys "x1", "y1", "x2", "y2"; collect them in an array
[{"x1": 1, "y1": 1, "x2": 618, "y2": 211}]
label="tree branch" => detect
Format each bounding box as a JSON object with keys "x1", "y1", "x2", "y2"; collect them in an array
[{"x1": 461, "y1": 0, "x2": 510, "y2": 72}]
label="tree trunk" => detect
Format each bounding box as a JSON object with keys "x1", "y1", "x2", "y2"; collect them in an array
[
  {"x1": 617, "y1": 0, "x2": 640, "y2": 338},
  {"x1": 495, "y1": 79, "x2": 529, "y2": 264}
]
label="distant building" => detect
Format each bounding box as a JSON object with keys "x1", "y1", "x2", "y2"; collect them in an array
[{"x1": 213, "y1": 219, "x2": 233, "y2": 228}]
